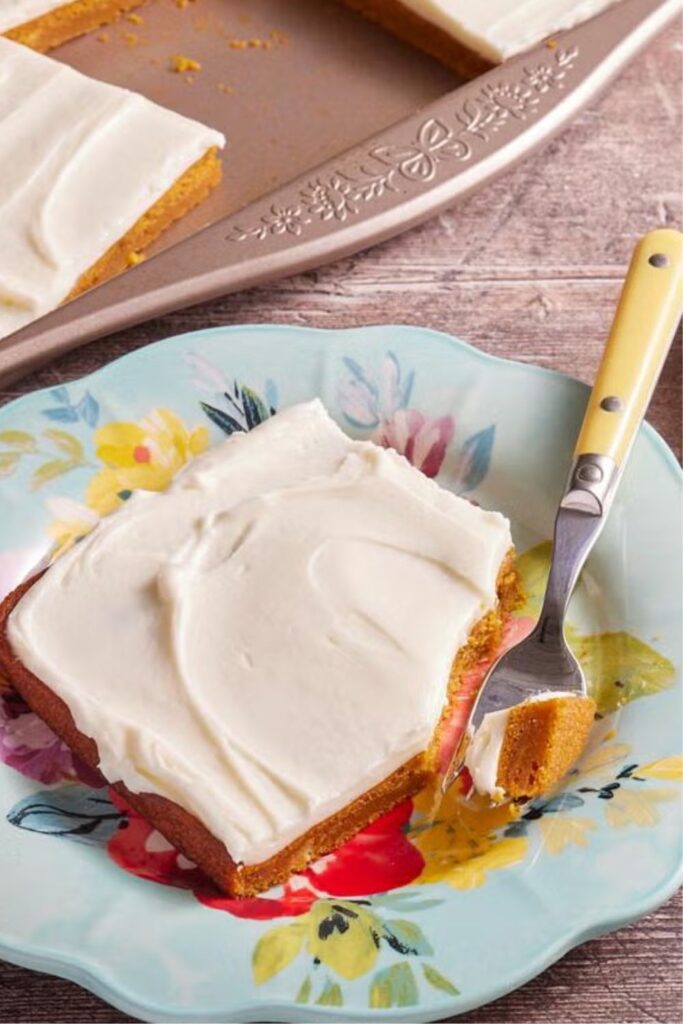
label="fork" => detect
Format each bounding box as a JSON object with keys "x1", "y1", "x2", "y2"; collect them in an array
[{"x1": 443, "y1": 227, "x2": 683, "y2": 792}]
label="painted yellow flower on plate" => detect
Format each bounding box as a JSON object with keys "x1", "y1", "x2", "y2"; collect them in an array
[
  {"x1": 410, "y1": 783, "x2": 527, "y2": 890},
  {"x1": 604, "y1": 787, "x2": 678, "y2": 829},
  {"x1": 539, "y1": 816, "x2": 597, "y2": 855},
  {"x1": 252, "y1": 900, "x2": 383, "y2": 986},
  {"x1": 86, "y1": 409, "x2": 210, "y2": 515},
  {"x1": 573, "y1": 741, "x2": 632, "y2": 780},
  {"x1": 637, "y1": 756, "x2": 683, "y2": 781}
]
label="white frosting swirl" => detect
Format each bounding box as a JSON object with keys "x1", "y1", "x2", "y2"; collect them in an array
[
  {"x1": 397, "y1": 0, "x2": 620, "y2": 62},
  {"x1": 9, "y1": 401, "x2": 511, "y2": 865},
  {"x1": 0, "y1": 38, "x2": 224, "y2": 340}
]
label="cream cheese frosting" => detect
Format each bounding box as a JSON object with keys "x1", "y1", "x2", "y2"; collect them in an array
[
  {"x1": 465, "y1": 690, "x2": 580, "y2": 800},
  {"x1": 0, "y1": 1, "x2": 68, "y2": 32},
  {"x1": 9, "y1": 400, "x2": 512, "y2": 865},
  {"x1": 0, "y1": 38, "x2": 224, "y2": 341},
  {"x1": 397, "y1": 0, "x2": 620, "y2": 63}
]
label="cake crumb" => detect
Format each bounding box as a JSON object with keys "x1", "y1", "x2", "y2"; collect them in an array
[
  {"x1": 126, "y1": 251, "x2": 146, "y2": 268},
  {"x1": 96, "y1": 31, "x2": 109, "y2": 42},
  {"x1": 170, "y1": 54, "x2": 202, "y2": 73},
  {"x1": 217, "y1": 82, "x2": 234, "y2": 95},
  {"x1": 126, "y1": 12, "x2": 143, "y2": 24},
  {"x1": 227, "y1": 29, "x2": 286, "y2": 51},
  {"x1": 123, "y1": 31, "x2": 140, "y2": 46},
  {"x1": 175, "y1": 0, "x2": 197, "y2": 7},
  {"x1": 546, "y1": 37, "x2": 558, "y2": 50}
]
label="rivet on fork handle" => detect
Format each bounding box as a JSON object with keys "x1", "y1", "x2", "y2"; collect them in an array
[{"x1": 561, "y1": 453, "x2": 619, "y2": 516}]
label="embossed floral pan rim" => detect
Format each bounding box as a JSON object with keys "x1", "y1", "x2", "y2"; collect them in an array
[
  {"x1": 0, "y1": 325, "x2": 681, "y2": 1023},
  {"x1": 1, "y1": 0, "x2": 679, "y2": 386}
]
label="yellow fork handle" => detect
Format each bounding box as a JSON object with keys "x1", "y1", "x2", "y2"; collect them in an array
[{"x1": 575, "y1": 228, "x2": 683, "y2": 465}]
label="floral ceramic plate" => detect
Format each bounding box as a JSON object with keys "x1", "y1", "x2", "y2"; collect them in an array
[{"x1": 0, "y1": 325, "x2": 681, "y2": 1023}]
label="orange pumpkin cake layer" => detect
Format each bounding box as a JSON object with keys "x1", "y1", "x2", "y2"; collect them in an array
[
  {"x1": 0, "y1": 402, "x2": 521, "y2": 897},
  {"x1": 465, "y1": 692, "x2": 597, "y2": 802},
  {"x1": 2, "y1": 0, "x2": 143, "y2": 52},
  {"x1": 498, "y1": 694, "x2": 596, "y2": 798}
]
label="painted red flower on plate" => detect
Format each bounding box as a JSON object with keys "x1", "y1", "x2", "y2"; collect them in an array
[{"x1": 107, "y1": 791, "x2": 425, "y2": 920}]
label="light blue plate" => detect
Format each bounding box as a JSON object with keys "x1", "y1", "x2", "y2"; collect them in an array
[{"x1": 0, "y1": 325, "x2": 681, "y2": 1022}]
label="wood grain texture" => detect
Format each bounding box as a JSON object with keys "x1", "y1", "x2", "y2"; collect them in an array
[{"x1": 0, "y1": 19, "x2": 681, "y2": 1024}]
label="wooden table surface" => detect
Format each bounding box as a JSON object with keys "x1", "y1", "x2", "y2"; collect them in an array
[{"x1": 0, "y1": 18, "x2": 681, "y2": 1024}]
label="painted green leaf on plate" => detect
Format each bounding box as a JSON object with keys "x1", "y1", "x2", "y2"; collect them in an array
[
  {"x1": 382, "y1": 919, "x2": 433, "y2": 957},
  {"x1": 0, "y1": 430, "x2": 36, "y2": 452},
  {"x1": 575, "y1": 632, "x2": 675, "y2": 714},
  {"x1": 369, "y1": 962, "x2": 419, "y2": 1008},
  {"x1": 422, "y1": 963, "x2": 460, "y2": 996},
  {"x1": 295, "y1": 975, "x2": 311, "y2": 1004},
  {"x1": 31, "y1": 459, "x2": 76, "y2": 490},
  {"x1": 6, "y1": 786, "x2": 122, "y2": 845},
  {"x1": 316, "y1": 979, "x2": 343, "y2": 1007},
  {"x1": 0, "y1": 451, "x2": 21, "y2": 477},
  {"x1": 43, "y1": 428, "x2": 85, "y2": 460},
  {"x1": 241, "y1": 385, "x2": 271, "y2": 429}
]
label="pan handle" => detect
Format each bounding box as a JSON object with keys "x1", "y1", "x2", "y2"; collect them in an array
[{"x1": 0, "y1": 0, "x2": 678, "y2": 387}]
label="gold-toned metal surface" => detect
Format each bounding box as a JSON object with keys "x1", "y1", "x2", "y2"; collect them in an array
[{"x1": 1, "y1": 0, "x2": 679, "y2": 383}]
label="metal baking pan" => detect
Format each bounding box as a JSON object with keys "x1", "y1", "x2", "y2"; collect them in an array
[{"x1": 0, "y1": 0, "x2": 679, "y2": 384}]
